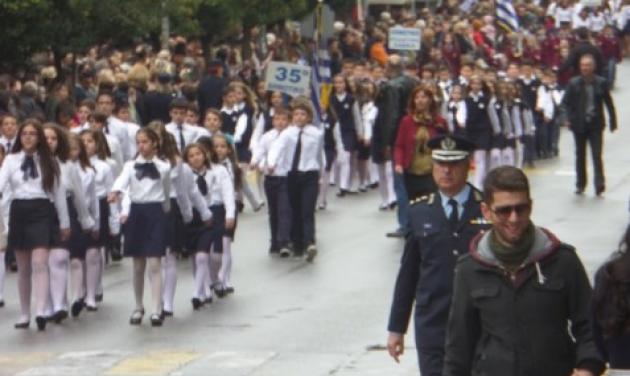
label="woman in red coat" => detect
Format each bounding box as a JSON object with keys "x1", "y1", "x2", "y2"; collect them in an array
[{"x1": 394, "y1": 86, "x2": 448, "y2": 200}]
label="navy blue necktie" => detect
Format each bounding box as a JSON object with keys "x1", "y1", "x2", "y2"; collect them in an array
[
  {"x1": 134, "y1": 162, "x2": 160, "y2": 180},
  {"x1": 21, "y1": 155, "x2": 38, "y2": 180},
  {"x1": 448, "y1": 199, "x2": 459, "y2": 229},
  {"x1": 196, "y1": 173, "x2": 208, "y2": 196},
  {"x1": 291, "y1": 130, "x2": 303, "y2": 172}
]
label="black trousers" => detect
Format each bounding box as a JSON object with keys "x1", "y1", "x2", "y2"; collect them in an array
[
  {"x1": 416, "y1": 348, "x2": 444, "y2": 376},
  {"x1": 264, "y1": 175, "x2": 291, "y2": 250},
  {"x1": 288, "y1": 170, "x2": 319, "y2": 252},
  {"x1": 572, "y1": 128, "x2": 605, "y2": 190}
]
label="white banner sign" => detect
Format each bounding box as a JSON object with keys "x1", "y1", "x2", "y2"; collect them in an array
[
  {"x1": 265, "y1": 62, "x2": 312, "y2": 97},
  {"x1": 581, "y1": 0, "x2": 600, "y2": 6},
  {"x1": 388, "y1": 27, "x2": 421, "y2": 51}
]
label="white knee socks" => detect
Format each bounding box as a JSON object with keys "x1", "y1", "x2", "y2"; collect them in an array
[
  {"x1": 85, "y1": 248, "x2": 100, "y2": 306},
  {"x1": 48, "y1": 248, "x2": 69, "y2": 312},
  {"x1": 147, "y1": 257, "x2": 162, "y2": 315},
  {"x1": 162, "y1": 251, "x2": 177, "y2": 313},
  {"x1": 219, "y1": 238, "x2": 232, "y2": 289},
  {"x1": 193, "y1": 252, "x2": 209, "y2": 300}
]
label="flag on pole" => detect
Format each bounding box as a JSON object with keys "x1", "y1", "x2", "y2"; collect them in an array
[
  {"x1": 496, "y1": 0, "x2": 520, "y2": 33},
  {"x1": 311, "y1": 1, "x2": 332, "y2": 126}
]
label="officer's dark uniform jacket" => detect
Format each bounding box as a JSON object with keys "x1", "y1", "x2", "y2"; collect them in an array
[
  {"x1": 443, "y1": 227, "x2": 605, "y2": 376},
  {"x1": 388, "y1": 185, "x2": 490, "y2": 351}
]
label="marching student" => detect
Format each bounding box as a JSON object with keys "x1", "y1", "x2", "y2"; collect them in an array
[
  {"x1": 185, "y1": 103, "x2": 212, "y2": 140},
  {"x1": 183, "y1": 142, "x2": 232, "y2": 308},
  {"x1": 317, "y1": 101, "x2": 339, "y2": 211},
  {"x1": 508, "y1": 81, "x2": 535, "y2": 168},
  {"x1": 231, "y1": 82, "x2": 264, "y2": 212},
  {"x1": 356, "y1": 79, "x2": 378, "y2": 193},
  {"x1": 79, "y1": 129, "x2": 118, "y2": 307},
  {"x1": 147, "y1": 121, "x2": 210, "y2": 317},
  {"x1": 65, "y1": 133, "x2": 100, "y2": 318},
  {"x1": 536, "y1": 68, "x2": 564, "y2": 158},
  {"x1": 108, "y1": 127, "x2": 171, "y2": 327},
  {"x1": 275, "y1": 99, "x2": 324, "y2": 261},
  {"x1": 165, "y1": 98, "x2": 199, "y2": 153},
  {"x1": 465, "y1": 75, "x2": 494, "y2": 189},
  {"x1": 0, "y1": 114, "x2": 18, "y2": 151},
  {"x1": 445, "y1": 84, "x2": 467, "y2": 136},
  {"x1": 0, "y1": 145, "x2": 6, "y2": 309},
  {"x1": 330, "y1": 74, "x2": 363, "y2": 196},
  {"x1": 0, "y1": 119, "x2": 70, "y2": 331},
  {"x1": 251, "y1": 107, "x2": 292, "y2": 256},
  {"x1": 211, "y1": 133, "x2": 239, "y2": 295},
  {"x1": 43, "y1": 124, "x2": 95, "y2": 322},
  {"x1": 94, "y1": 92, "x2": 133, "y2": 160},
  {"x1": 86, "y1": 112, "x2": 124, "y2": 175},
  {"x1": 204, "y1": 108, "x2": 234, "y2": 144},
  {"x1": 488, "y1": 80, "x2": 518, "y2": 168}
]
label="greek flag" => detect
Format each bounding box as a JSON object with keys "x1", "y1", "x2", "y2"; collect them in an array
[
  {"x1": 459, "y1": 0, "x2": 478, "y2": 13},
  {"x1": 310, "y1": 2, "x2": 332, "y2": 126},
  {"x1": 496, "y1": 0, "x2": 520, "y2": 33}
]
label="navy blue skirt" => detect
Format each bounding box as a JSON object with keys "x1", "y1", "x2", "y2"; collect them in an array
[
  {"x1": 166, "y1": 199, "x2": 185, "y2": 252},
  {"x1": 97, "y1": 198, "x2": 110, "y2": 247},
  {"x1": 8, "y1": 199, "x2": 55, "y2": 251},
  {"x1": 123, "y1": 203, "x2": 167, "y2": 258},
  {"x1": 185, "y1": 208, "x2": 214, "y2": 253},
  {"x1": 236, "y1": 143, "x2": 252, "y2": 163},
  {"x1": 208, "y1": 205, "x2": 227, "y2": 253}
]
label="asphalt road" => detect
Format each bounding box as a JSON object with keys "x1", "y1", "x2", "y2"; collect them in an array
[{"x1": 1, "y1": 62, "x2": 629, "y2": 376}]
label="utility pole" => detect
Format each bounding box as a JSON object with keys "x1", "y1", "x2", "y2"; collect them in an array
[{"x1": 161, "y1": 0, "x2": 170, "y2": 51}]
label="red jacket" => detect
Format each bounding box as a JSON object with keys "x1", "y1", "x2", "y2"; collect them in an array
[
  {"x1": 598, "y1": 34, "x2": 622, "y2": 62},
  {"x1": 394, "y1": 114, "x2": 447, "y2": 170}
]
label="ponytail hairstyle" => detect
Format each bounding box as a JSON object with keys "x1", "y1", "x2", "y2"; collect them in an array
[
  {"x1": 136, "y1": 127, "x2": 161, "y2": 158},
  {"x1": 14, "y1": 118, "x2": 60, "y2": 193},
  {"x1": 593, "y1": 224, "x2": 630, "y2": 338},
  {"x1": 80, "y1": 129, "x2": 111, "y2": 160},
  {"x1": 147, "y1": 120, "x2": 179, "y2": 166},
  {"x1": 211, "y1": 132, "x2": 242, "y2": 191},
  {"x1": 68, "y1": 132, "x2": 93, "y2": 171},
  {"x1": 43, "y1": 122, "x2": 71, "y2": 163}
]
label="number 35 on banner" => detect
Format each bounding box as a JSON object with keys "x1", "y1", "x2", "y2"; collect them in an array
[{"x1": 265, "y1": 62, "x2": 312, "y2": 97}]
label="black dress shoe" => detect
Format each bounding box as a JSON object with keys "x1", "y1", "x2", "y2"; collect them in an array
[
  {"x1": 129, "y1": 309, "x2": 144, "y2": 325},
  {"x1": 52, "y1": 310, "x2": 68, "y2": 324},
  {"x1": 0, "y1": 300, "x2": 4, "y2": 308},
  {"x1": 161, "y1": 310, "x2": 173, "y2": 318},
  {"x1": 95, "y1": 293, "x2": 103, "y2": 303},
  {"x1": 35, "y1": 316, "x2": 47, "y2": 331},
  {"x1": 85, "y1": 304, "x2": 98, "y2": 312},
  {"x1": 596, "y1": 186, "x2": 605, "y2": 196},
  {"x1": 213, "y1": 285, "x2": 227, "y2": 298},
  {"x1": 71, "y1": 300, "x2": 84, "y2": 318},
  {"x1": 14, "y1": 321, "x2": 30, "y2": 329},
  {"x1": 368, "y1": 182, "x2": 379, "y2": 189},
  {"x1": 224, "y1": 286, "x2": 235, "y2": 295},
  {"x1": 336, "y1": 190, "x2": 347, "y2": 198},
  {"x1": 191, "y1": 298, "x2": 203, "y2": 310},
  {"x1": 386, "y1": 229, "x2": 405, "y2": 238},
  {"x1": 204, "y1": 297, "x2": 213, "y2": 305},
  {"x1": 388, "y1": 202, "x2": 397, "y2": 210},
  {"x1": 575, "y1": 187, "x2": 585, "y2": 195},
  {"x1": 150, "y1": 314, "x2": 163, "y2": 327}
]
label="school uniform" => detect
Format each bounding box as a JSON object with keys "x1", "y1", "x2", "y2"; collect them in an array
[
  {"x1": 183, "y1": 164, "x2": 214, "y2": 253},
  {"x1": 488, "y1": 98, "x2": 517, "y2": 168},
  {"x1": 276, "y1": 124, "x2": 324, "y2": 253},
  {"x1": 72, "y1": 125, "x2": 124, "y2": 174},
  {"x1": 220, "y1": 105, "x2": 239, "y2": 137},
  {"x1": 70, "y1": 163, "x2": 100, "y2": 259},
  {"x1": 446, "y1": 100, "x2": 467, "y2": 136},
  {"x1": 54, "y1": 160, "x2": 96, "y2": 256},
  {"x1": 358, "y1": 101, "x2": 376, "y2": 161},
  {"x1": 106, "y1": 116, "x2": 134, "y2": 161},
  {"x1": 205, "y1": 163, "x2": 236, "y2": 253},
  {"x1": 254, "y1": 128, "x2": 292, "y2": 252},
  {"x1": 112, "y1": 156, "x2": 171, "y2": 257},
  {"x1": 0, "y1": 151, "x2": 70, "y2": 251},
  {"x1": 165, "y1": 121, "x2": 199, "y2": 153},
  {"x1": 233, "y1": 102, "x2": 256, "y2": 163},
  {"x1": 165, "y1": 160, "x2": 196, "y2": 254},
  {"x1": 90, "y1": 156, "x2": 117, "y2": 247},
  {"x1": 0, "y1": 136, "x2": 16, "y2": 153},
  {"x1": 330, "y1": 93, "x2": 363, "y2": 192},
  {"x1": 512, "y1": 98, "x2": 536, "y2": 168},
  {"x1": 465, "y1": 92, "x2": 493, "y2": 190}
]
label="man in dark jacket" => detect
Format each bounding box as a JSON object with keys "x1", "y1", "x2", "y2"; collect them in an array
[
  {"x1": 387, "y1": 135, "x2": 490, "y2": 375},
  {"x1": 443, "y1": 166, "x2": 605, "y2": 376},
  {"x1": 379, "y1": 55, "x2": 420, "y2": 238},
  {"x1": 561, "y1": 54, "x2": 617, "y2": 196},
  {"x1": 560, "y1": 27, "x2": 605, "y2": 77},
  {"x1": 197, "y1": 60, "x2": 227, "y2": 118}
]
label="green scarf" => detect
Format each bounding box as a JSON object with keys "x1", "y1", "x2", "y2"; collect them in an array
[{"x1": 489, "y1": 222, "x2": 536, "y2": 271}]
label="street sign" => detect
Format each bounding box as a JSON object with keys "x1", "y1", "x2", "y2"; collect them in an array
[
  {"x1": 388, "y1": 27, "x2": 421, "y2": 51},
  {"x1": 265, "y1": 62, "x2": 312, "y2": 97}
]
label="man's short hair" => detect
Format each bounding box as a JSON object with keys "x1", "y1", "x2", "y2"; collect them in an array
[
  {"x1": 483, "y1": 166, "x2": 530, "y2": 204},
  {"x1": 169, "y1": 97, "x2": 189, "y2": 111}
]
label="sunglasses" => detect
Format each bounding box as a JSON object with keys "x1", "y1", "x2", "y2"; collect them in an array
[{"x1": 491, "y1": 203, "x2": 531, "y2": 218}]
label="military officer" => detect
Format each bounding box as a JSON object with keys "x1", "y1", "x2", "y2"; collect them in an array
[{"x1": 386, "y1": 134, "x2": 491, "y2": 375}]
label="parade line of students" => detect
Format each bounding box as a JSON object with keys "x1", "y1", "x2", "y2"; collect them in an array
[{"x1": 0, "y1": 94, "x2": 325, "y2": 331}]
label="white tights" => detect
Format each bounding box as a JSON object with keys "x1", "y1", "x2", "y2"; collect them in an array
[
  {"x1": 193, "y1": 252, "x2": 209, "y2": 299},
  {"x1": 84, "y1": 248, "x2": 100, "y2": 306},
  {"x1": 48, "y1": 248, "x2": 69, "y2": 312},
  {"x1": 132, "y1": 257, "x2": 162, "y2": 314},
  {"x1": 162, "y1": 250, "x2": 177, "y2": 312},
  {"x1": 15, "y1": 248, "x2": 49, "y2": 322},
  {"x1": 377, "y1": 162, "x2": 396, "y2": 206},
  {"x1": 0, "y1": 250, "x2": 5, "y2": 302},
  {"x1": 219, "y1": 237, "x2": 232, "y2": 288}
]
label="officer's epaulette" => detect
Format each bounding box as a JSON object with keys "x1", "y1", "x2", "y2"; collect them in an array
[{"x1": 410, "y1": 193, "x2": 435, "y2": 206}]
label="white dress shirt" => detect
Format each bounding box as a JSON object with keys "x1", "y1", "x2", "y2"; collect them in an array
[
  {"x1": 205, "y1": 163, "x2": 236, "y2": 220},
  {"x1": 181, "y1": 163, "x2": 212, "y2": 222},
  {"x1": 271, "y1": 125, "x2": 323, "y2": 173},
  {"x1": 90, "y1": 156, "x2": 119, "y2": 235},
  {"x1": 59, "y1": 159, "x2": 95, "y2": 230},
  {"x1": 0, "y1": 151, "x2": 69, "y2": 229},
  {"x1": 361, "y1": 101, "x2": 378, "y2": 143},
  {"x1": 253, "y1": 128, "x2": 291, "y2": 177},
  {"x1": 112, "y1": 156, "x2": 171, "y2": 205},
  {"x1": 107, "y1": 116, "x2": 133, "y2": 161},
  {"x1": 165, "y1": 121, "x2": 199, "y2": 152},
  {"x1": 0, "y1": 136, "x2": 16, "y2": 153},
  {"x1": 75, "y1": 162, "x2": 100, "y2": 233}
]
